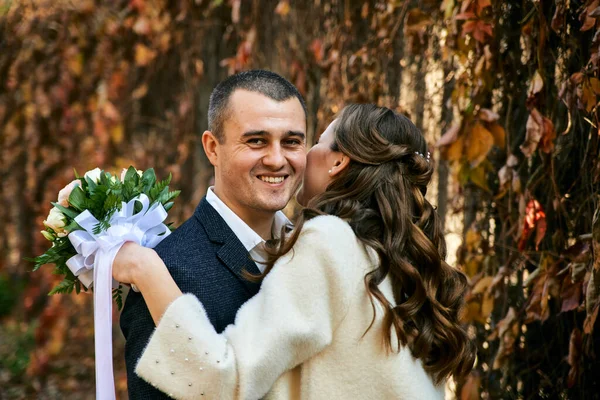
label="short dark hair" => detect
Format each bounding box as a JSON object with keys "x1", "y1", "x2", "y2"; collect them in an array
[{"x1": 208, "y1": 70, "x2": 307, "y2": 142}]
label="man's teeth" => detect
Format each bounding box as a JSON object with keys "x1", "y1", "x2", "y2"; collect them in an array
[{"x1": 259, "y1": 176, "x2": 285, "y2": 184}]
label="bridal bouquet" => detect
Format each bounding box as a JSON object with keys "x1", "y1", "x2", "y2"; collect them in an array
[{"x1": 31, "y1": 166, "x2": 179, "y2": 400}]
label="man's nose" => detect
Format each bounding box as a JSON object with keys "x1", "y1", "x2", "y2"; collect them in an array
[{"x1": 262, "y1": 144, "x2": 286, "y2": 169}]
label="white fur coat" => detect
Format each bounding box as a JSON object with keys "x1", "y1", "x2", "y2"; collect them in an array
[{"x1": 135, "y1": 215, "x2": 445, "y2": 400}]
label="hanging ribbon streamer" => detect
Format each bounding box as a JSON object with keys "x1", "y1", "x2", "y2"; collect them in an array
[{"x1": 65, "y1": 194, "x2": 171, "y2": 400}]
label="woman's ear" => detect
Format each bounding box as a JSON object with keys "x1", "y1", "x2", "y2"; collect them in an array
[
  {"x1": 329, "y1": 153, "x2": 350, "y2": 177},
  {"x1": 202, "y1": 130, "x2": 219, "y2": 167}
]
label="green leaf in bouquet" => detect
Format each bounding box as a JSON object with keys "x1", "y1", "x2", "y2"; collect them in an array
[
  {"x1": 165, "y1": 190, "x2": 181, "y2": 203},
  {"x1": 104, "y1": 193, "x2": 122, "y2": 213},
  {"x1": 163, "y1": 201, "x2": 174, "y2": 212},
  {"x1": 124, "y1": 166, "x2": 140, "y2": 186},
  {"x1": 85, "y1": 175, "x2": 98, "y2": 192},
  {"x1": 48, "y1": 278, "x2": 75, "y2": 295},
  {"x1": 154, "y1": 186, "x2": 169, "y2": 204},
  {"x1": 122, "y1": 177, "x2": 141, "y2": 202},
  {"x1": 68, "y1": 185, "x2": 88, "y2": 211},
  {"x1": 64, "y1": 219, "x2": 83, "y2": 233},
  {"x1": 99, "y1": 170, "x2": 112, "y2": 187},
  {"x1": 148, "y1": 174, "x2": 172, "y2": 202},
  {"x1": 113, "y1": 285, "x2": 123, "y2": 311},
  {"x1": 51, "y1": 202, "x2": 80, "y2": 220},
  {"x1": 93, "y1": 218, "x2": 111, "y2": 235},
  {"x1": 141, "y1": 168, "x2": 157, "y2": 192}
]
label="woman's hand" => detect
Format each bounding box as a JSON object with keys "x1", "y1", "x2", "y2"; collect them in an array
[
  {"x1": 113, "y1": 241, "x2": 183, "y2": 325},
  {"x1": 113, "y1": 242, "x2": 160, "y2": 287}
]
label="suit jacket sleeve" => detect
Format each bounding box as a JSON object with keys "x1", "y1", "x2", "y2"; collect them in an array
[
  {"x1": 135, "y1": 216, "x2": 360, "y2": 400},
  {"x1": 121, "y1": 287, "x2": 172, "y2": 399}
]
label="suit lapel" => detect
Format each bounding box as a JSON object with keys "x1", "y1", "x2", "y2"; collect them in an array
[{"x1": 194, "y1": 198, "x2": 261, "y2": 296}]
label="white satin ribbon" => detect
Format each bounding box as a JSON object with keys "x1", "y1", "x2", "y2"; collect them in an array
[{"x1": 65, "y1": 194, "x2": 171, "y2": 400}]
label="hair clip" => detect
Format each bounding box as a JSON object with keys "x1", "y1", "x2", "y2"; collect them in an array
[{"x1": 415, "y1": 151, "x2": 431, "y2": 162}]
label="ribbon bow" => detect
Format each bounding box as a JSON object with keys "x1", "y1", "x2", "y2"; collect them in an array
[{"x1": 65, "y1": 194, "x2": 171, "y2": 400}]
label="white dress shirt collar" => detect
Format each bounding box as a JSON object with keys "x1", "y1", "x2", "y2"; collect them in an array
[{"x1": 206, "y1": 187, "x2": 291, "y2": 272}]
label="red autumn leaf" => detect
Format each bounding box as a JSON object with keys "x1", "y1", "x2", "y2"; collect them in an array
[
  {"x1": 456, "y1": 11, "x2": 477, "y2": 21},
  {"x1": 476, "y1": 0, "x2": 492, "y2": 14},
  {"x1": 310, "y1": 39, "x2": 324, "y2": 63},
  {"x1": 519, "y1": 199, "x2": 546, "y2": 251},
  {"x1": 534, "y1": 217, "x2": 547, "y2": 250},
  {"x1": 462, "y1": 19, "x2": 493, "y2": 43}
]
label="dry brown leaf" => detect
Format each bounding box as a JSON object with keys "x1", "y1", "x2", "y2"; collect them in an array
[
  {"x1": 529, "y1": 70, "x2": 544, "y2": 96},
  {"x1": 560, "y1": 275, "x2": 582, "y2": 313},
  {"x1": 520, "y1": 109, "x2": 543, "y2": 157},
  {"x1": 479, "y1": 108, "x2": 500, "y2": 122},
  {"x1": 567, "y1": 328, "x2": 582, "y2": 387},
  {"x1": 584, "y1": 303, "x2": 599, "y2": 334},
  {"x1": 437, "y1": 123, "x2": 461, "y2": 147}
]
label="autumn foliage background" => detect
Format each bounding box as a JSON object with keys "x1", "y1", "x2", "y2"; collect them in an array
[{"x1": 1, "y1": 0, "x2": 599, "y2": 399}]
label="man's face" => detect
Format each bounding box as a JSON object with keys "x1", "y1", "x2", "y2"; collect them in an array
[{"x1": 209, "y1": 89, "x2": 306, "y2": 223}]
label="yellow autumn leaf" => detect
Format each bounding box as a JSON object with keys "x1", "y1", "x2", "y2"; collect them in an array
[
  {"x1": 466, "y1": 123, "x2": 494, "y2": 166},
  {"x1": 470, "y1": 164, "x2": 491, "y2": 193},
  {"x1": 488, "y1": 123, "x2": 506, "y2": 148},
  {"x1": 444, "y1": 134, "x2": 464, "y2": 162},
  {"x1": 275, "y1": 0, "x2": 290, "y2": 16},
  {"x1": 135, "y1": 44, "x2": 157, "y2": 67},
  {"x1": 110, "y1": 123, "x2": 124, "y2": 144}
]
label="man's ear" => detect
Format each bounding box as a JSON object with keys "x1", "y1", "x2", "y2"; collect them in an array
[
  {"x1": 202, "y1": 130, "x2": 219, "y2": 167},
  {"x1": 329, "y1": 153, "x2": 350, "y2": 177}
]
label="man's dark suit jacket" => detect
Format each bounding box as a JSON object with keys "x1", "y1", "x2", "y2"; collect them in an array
[{"x1": 120, "y1": 197, "x2": 262, "y2": 399}]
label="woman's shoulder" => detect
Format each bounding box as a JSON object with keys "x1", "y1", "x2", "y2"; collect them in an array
[{"x1": 298, "y1": 215, "x2": 356, "y2": 246}]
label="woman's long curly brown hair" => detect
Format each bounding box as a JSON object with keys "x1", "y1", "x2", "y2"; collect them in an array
[{"x1": 259, "y1": 104, "x2": 475, "y2": 384}]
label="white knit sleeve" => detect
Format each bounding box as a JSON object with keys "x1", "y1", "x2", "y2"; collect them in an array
[{"x1": 135, "y1": 216, "x2": 359, "y2": 400}]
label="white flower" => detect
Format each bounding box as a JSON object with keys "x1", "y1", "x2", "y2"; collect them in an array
[
  {"x1": 57, "y1": 180, "x2": 80, "y2": 207},
  {"x1": 120, "y1": 168, "x2": 144, "y2": 182},
  {"x1": 84, "y1": 167, "x2": 102, "y2": 183},
  {"x1": 43, "y1": 207, "x2": 66, "y2": 234}
]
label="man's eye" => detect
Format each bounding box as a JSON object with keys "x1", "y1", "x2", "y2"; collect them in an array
[
  {"x1": 248, "y1": 138, "x2": 266, "y2": 145},
  {"x1": 284, "y1": 140, "x2": 302, "y2": 146}
]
